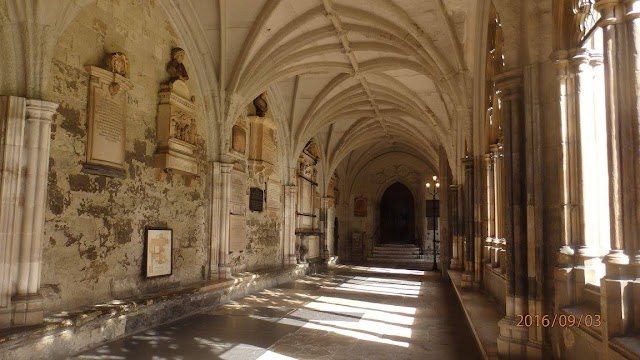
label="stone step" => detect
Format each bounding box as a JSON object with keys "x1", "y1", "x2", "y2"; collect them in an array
[
  {"x1": 369, "y1": 253, "x2": 421, "y2": 259},
  {"x1": 372, "y1": 248, "x2": 420, "y2": 254},
  {"x1": 377, "y1": 243, "x2": 418, "y2": 248},
  {"x1": 366, "y1": 257, "x2": 428, "y2": 264}
]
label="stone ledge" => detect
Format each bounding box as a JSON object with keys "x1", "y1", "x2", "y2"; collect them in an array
[
  {"x1": 448, "y1": 270, "x2": 501, "y2": 360},
  {"x1": 0, "y1": 264, "x2": 310, "y2": 360}
]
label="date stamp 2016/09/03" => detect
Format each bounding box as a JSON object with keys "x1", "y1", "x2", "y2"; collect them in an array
[{"x1": 516, "y1": 314, "x2": 601, "y2": 328}]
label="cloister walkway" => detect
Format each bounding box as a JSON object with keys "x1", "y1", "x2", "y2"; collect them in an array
[{"x1": 74, "y1": 266, "x2": 480, "y2": 360}]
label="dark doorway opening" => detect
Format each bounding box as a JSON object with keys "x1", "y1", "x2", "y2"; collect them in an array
[{"x1": 380, "y1": 182, "x2": 415, "y2": 244}]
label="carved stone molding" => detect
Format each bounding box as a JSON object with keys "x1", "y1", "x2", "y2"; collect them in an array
[{"x1": 374, "y1": 164, "x2": 420, "y2": 185}]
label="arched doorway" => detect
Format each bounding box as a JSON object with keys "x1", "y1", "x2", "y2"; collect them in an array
[{"x1": 380, "y1": 182, "x2": 415, "y2": 244}]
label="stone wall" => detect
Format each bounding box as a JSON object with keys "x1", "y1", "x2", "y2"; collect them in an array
[
  {"x1": 41, "y1": 0, "x2": 209, "y2": 313},
  {"x1": 229, "y1": 170, "x2": 283, "y2": 272}
]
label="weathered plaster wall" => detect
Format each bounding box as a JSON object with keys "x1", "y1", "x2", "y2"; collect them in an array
[{"x1": 41, "y1": 0, "x2": 209, "y2": 313}]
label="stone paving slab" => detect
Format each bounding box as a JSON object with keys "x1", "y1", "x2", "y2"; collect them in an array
[{"x1": 73, "y1": 265, "x2": 481, "y2": 360}]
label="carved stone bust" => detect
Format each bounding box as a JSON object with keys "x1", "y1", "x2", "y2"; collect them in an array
[
  {"x1": 253, "y1": 93, "x2": 268, "y2": 117},
  {"x1": 167, "y1": 47, "x2": 189, "y2": 83}
]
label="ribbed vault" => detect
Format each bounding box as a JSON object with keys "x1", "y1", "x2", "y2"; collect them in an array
[
  {"x1": 1, "y1": 0, "x2": 474, "y2": 190},
  {"x1": 210, "y1": 0, "x2": 472, "y2": 188}
]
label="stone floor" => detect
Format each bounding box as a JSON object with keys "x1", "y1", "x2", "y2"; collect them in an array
[{"x1": 73, "y1": 265, "x2": 481, "y2": 360}]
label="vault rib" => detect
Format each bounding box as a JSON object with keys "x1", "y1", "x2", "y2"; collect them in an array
[{"x1": 321, "y1": 0, "x2": 392, "y2": 142}]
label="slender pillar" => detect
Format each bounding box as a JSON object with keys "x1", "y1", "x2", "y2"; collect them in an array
[
  {"x1": 595, "y1": 0, "x2": 630, "y2": 274},
  {"x1": 12, "y1": 99, "x2": 58, "y2": 326},
  {"x1": 624, "y1": 0, "x2": 640, "y2": 269},
  {"x1": 283, "y1": 185, "x2": 298, "y2": 265},
  {"x1": 461, "y1": 157, "x2": 475, "y2": 288},
  {"x1": 551, "y1": 50, "x2": 579, "y2": 314},
  {"x1": 485, "y1": 153, "x2": 495, "y2": 264},
  {"x1": 217, "y1": 163, "x2": 234, "y2": 279},
  {"x1": 449, "y1": 185, "x2": 461, "y2": 270},
  {"x1": 595, "y1": 0, "x2": 640, "y2": 339}
]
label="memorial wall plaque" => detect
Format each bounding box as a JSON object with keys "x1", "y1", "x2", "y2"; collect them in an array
[
  {"x1": 249, "y1": 187, "x2": 264, "y2": 212},
  {"x1": 229, "y1": 214, "x2": 247, "y2": 251},
  {"x1": 154, "y1": 48, "x2": 198, "y2": 182},
  {"x1": 83, "y1": 54, "x2": 132, "y2": 178},
  {"x1": 354, "y1": 197, "x2": 367, "y2": 217},
  {"x1": 267, "y1": 181, "x2": 281, "y2": 209}
]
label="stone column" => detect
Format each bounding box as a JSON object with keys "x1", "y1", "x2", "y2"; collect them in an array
[
  {"x1": 595, "y1": 0, "x2": 631, "y2": 275},
  {"x1": 12, "y1": 99, "x2": 58, "y2": 326},
  {"x1": 320, "y1": 197, "x2": 334, "y2": 260},
  {"x1": 461, "y1": 157, "x2": 475, "y2": 288},
  {"x1": 209, "y1": 162, "x2": 222, "y2": 279},
  {"x1": 551, "y1": 50, "x2": 577, "y2": 310},
  {"x1": 217, "y1": 163, "x2": 234, "y2": 279},
  {"x1": 625, "y1": 0, "x2": 640, "y2": 269},
  {"x1": 595, "y1": 0, "x2": 640, "y2": 338},
  {"x1": 283, "y1": 185, "x2": 298, "y2": 265},
  {"x1": 0, "y1": 96, "x2": 26, "y2": 328},
  {"x1": 485, "y1": 153, "x2": 495, "y2": 264},
  {"x1": 495, "y1": 69, "x2": 537, "y2": 358},
  {"x1": 449, "y1": 185, "x2": 461, "y2": 270}
]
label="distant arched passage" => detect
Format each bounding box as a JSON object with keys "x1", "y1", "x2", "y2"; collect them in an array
[{"x1": 380, "y1": 182, "x2": 415, "y2": 244}]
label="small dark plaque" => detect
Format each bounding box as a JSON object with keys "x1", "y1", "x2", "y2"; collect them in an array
[
  {"x1": 249, "y1": 187, "x2": 264, "y2": 212},
  {"x1": 426, "y1": 200, "x2": 440, "y2": 217}
]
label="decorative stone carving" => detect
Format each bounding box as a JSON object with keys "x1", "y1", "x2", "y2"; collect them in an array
[
  {"x1": 572, "y1": 0, "x2": 599, "y2": 44},
  {"x1": 154, "y1": 48, "x2": 198, "y2": 184},
  {"x1": 374, "y1": 165, "x2": 419, "y2": 185},
  {"x1": 253, "y1": 93, "x2": 268, "y2": 117},
  {"x1": 83, "y1": 53, "x2": 133, "y2": 178}
]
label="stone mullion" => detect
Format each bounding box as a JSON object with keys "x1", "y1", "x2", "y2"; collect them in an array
[
  {"x1": 571, "y1": 48, "x2": 601, "y2": 265},
  {"x1": 596, "y1": 0, "x2": 639, "y2": 340},
  {"x1": 625, "y1": 0, "x2": 640, "y2": 268},
  {"x1": 595, "y1": 0, "x2": 630, "y2": 273},
  {"x1": 461, "y1": 157, "x2": 475, "y2": 288},
  {"x1": 484, "y1": 153, "x2": 495, "y2": 265},
  {"x1": 486, "y1": 153, "x2": 495, "y2": 239}
]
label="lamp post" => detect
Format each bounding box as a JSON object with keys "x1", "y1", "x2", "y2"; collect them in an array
[{"x1": 426, "y1": 176, "x2": 440, "y2": 271}]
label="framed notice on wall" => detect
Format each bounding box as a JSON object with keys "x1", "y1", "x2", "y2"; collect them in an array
[{"x1": 145, "y1": 228, "x2": 173, "y2": 278}]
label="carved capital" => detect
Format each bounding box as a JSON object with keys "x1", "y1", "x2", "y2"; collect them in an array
[
  {"x1": 595, "y1": 0, "x2": 624, "y2": 25},
  {"x1": 569, "y1": 47, "x2": 592, "y2": 73},
  {"x1": 493, "y1": 69, "x2": 523, "y2": 100},
  {"x1": 25, "y1": 99, "x2": 58, "y2": 123},
  {"x1": 625, "y1": 0, "x2": 640, "y2": 20}
]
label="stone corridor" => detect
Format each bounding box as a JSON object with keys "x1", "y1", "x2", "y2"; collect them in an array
[{"x1": 73, "y1": 266, "x2": 480, "y2": 360}]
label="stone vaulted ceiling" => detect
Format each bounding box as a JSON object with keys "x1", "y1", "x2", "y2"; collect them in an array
[
  {"x1": 191, "y1": 0, "x2": 471, "y2": 175},
  {"x1": 2, "y1": 0, "x2": 472, "y2": 181}
]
